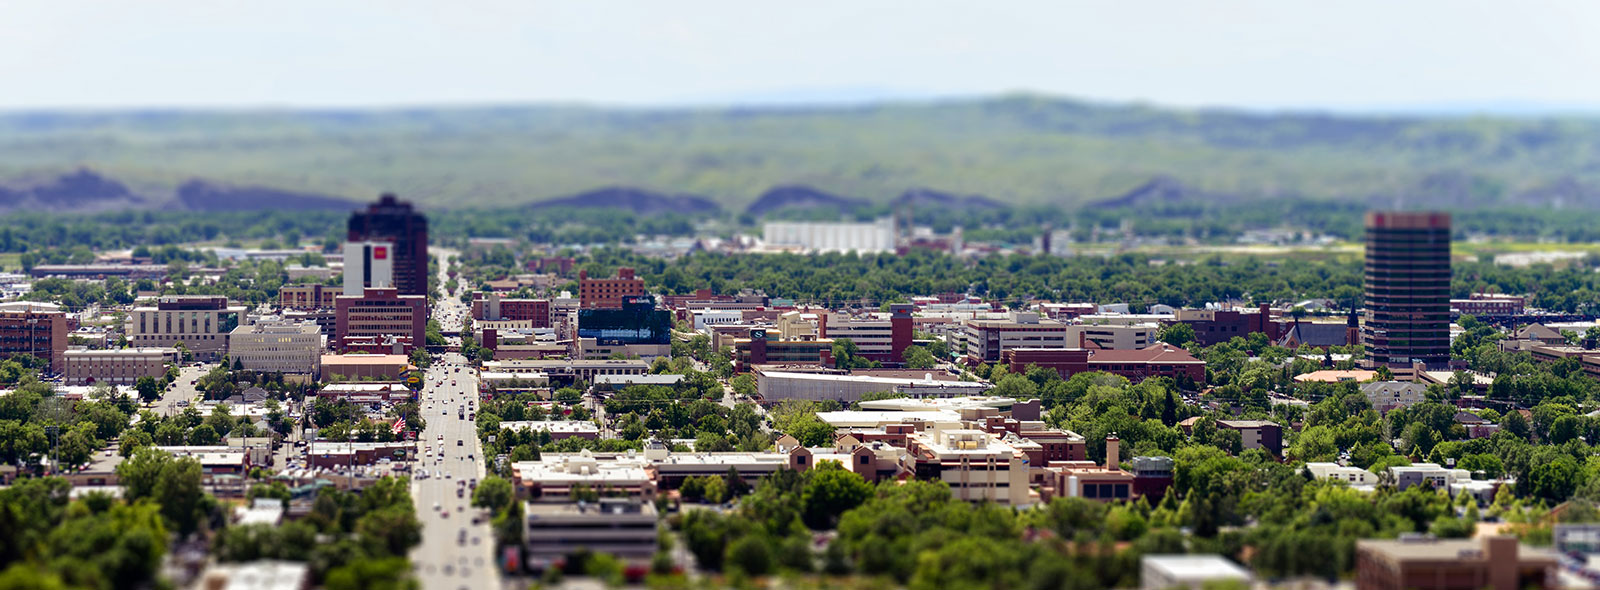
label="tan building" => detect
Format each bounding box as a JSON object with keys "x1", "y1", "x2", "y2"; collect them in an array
[
  {"x1": 228, "y1": 318, "x2": 323, "y2": 375},
  {"x1": 320, "y1": 354, "x2": 409, "y2": 382},
  {"x1": 279, "y1": 283, "x2": 339, "y2": 309},
  {"x1": 63, "y1": 347, "x2": 176, "y2": 386},
  {"x1": 126, "y1": 296, "x2": 247, "y2": 361},
  {"x1": 902, "y1": 426, "x2": 1033, "y2": 506},
  {"x1": 963, "y1": 311, "x2": 1070, "y2": 363},
  {"x1": 1355, "y1": 536, "x2": 1556, "y2": 590}
]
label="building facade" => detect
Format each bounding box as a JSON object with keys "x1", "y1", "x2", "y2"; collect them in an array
[
  {"x1": 1364, "y1": 211, "x2": 1451, "y2": 370},
  {"x1": 279, "y1": 283, "x2": 339, "y2": 309},
  {"x1": 1002, "y1": 344, "x2": 1207, "y2": 385},
  {"x1": 63, "y1": 348, "x2": 175, "y2": 386},
  {"x1": 472, "y1": 293, "x2": 551, "y2": 327},
  {"x1": 228, "y1": 318, "x2": 323, "y2": 375},
  {"x1": 347, "y1": 194, "x2": 428, "y2": 297},
  {"x1": 0, "y1": 302, "x2": 69, "y2": 371},
  {"x1": 963, "y1": 312, "x2": 1069, "y2": 363},
  {"x1": 342, "y1": 240, "x2": 395, "y2": 297},
  {"x1": 762, "y1": 218, "x2": 896, "y2": 254},
  {"x1": 902, "y1": 427, "x2": 1033, "y2": 505},
  {"x1": 126, "y1": 296, "x2": 247, "y2": 361},
  {"x1": 578, "y1": 268, "x2": 645, "y2": 310},
  {"x1": 733, "y1": 328, "x2": 832, "y2": 368},
  {"x1": 1354, "y1": 536, "x2": 1555, "y2": 590},
  {"x1": 335, "y1": 287, "x2": 427, "y2": 352},
  {"x1": 823, "y1": 305, "x2": 914, "y2": 364}
]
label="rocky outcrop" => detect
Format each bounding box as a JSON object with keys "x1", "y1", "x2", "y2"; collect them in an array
[
  {"x1": 0, "y1": 169, "x2": 148, "y2": 211},
  {"x1": 530, "y1": 186, "x2": 721, "y2": 215},
  {"x1": 1089, "y1": 175, "x2": 1207, "y2": 209},
  {"x1": 745, "y1": 184, "x2": 870, "y2": 216},
  {"x1": 176, "y1": 180, "x2": 356, "y2": 211},
  {"x1": 892, "y1": 187, "x2": 1004, "y2": 210}
]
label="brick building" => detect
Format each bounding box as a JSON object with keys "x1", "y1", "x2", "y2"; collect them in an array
[
  {"x1": 0, "y1": 302, "x2": 69, "y2": 372},
  {"x1": 471, "y1": 292, "x2": 551, "y2": 327},
  {"x1": 1355, "y1": 536, "x2": 1555, "y2": 590},
  {"x1": 1003, "y1": 343, "x2": 1206, "y2": 385},
  {"x1": 578, "y1": 268, "x2": 645, "y2": 310},
  {"x1": 1173, "y1": 304, "x2": 1284, "y2": 347},
  {"x1": 821, "y1": 304, "x2": 915, "y2": 364},
  {"x1": 334, "y1": 287, "x2": 426, "y2": 353}
]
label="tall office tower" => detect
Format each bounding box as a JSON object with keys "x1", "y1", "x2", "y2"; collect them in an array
[
  {"x1": 347, "y1": 194, "x2": 428, "y2": 297},
  {"x1": 1363, "y1": 211, "x2": 1451, "y2": 370}
]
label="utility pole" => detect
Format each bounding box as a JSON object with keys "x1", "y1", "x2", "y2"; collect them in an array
[{"x1": 44, "y1": 425, "x2": 58, "y2": 475}]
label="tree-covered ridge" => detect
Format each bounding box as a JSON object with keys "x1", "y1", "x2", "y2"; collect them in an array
[{"x1": 5, "y1": 95, "x2": 1600, "y2": 209}]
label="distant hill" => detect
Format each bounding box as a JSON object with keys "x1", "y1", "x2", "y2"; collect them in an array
[
  {"x1": 2, "y1": 94, "x2": 1600, "y2": 211},
  {"x1": 530, "y1": 186, "x2": 721, "y2": 215}
]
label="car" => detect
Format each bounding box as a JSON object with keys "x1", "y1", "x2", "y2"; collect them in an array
[
  {"x1": 457, "y1": 439, "x2": 463, "y2": 446},
  {"x1": 433, "y1": 502, "x2": 440, "y2": 511},
  {"x1": 458, "y1": 529, "x2": 467, "y2": 545},
  {"x1": 441, "y1": 509, "x2": 450, "y2": 519},
  {"x1": 457, "y1": 487, "x2": 464, "y2": 498}
]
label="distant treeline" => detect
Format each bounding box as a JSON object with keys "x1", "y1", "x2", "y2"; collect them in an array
[{"x1": 3, "y1": 202, "x2": 1600, "y2": 259}]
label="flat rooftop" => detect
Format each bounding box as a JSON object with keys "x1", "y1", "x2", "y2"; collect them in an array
[
  {"x1": 321, "y1": 354, "x2": 409, "y2": 366},
  {"x1": 1356, "y1": 538, "x2": 1558, "y2": 564},
  {"x1": 1142, "y1": 555, "x2": 1252, "y2": 580}
]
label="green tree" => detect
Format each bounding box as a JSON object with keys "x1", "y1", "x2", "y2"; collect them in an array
[
  {"x1": 472, "y1": 476, "x2": 514, "y2": 514},
  {"x1": 117, "y1": 448, "x2": 207, "y2": 534},
  {"x1": 1501, "y1": 410, "x2": 1531, "y2": 440},
  {"x1": 134, "y1": 376, "x2": 161, "y2": 403},
  {"x1": 1159, "y1": 322, "x2": 1196, "y2": 348},
  {"x1": 724, "y1": 535, "x2": 774, "y2": 577},
  {"x1": 802, "y1": 463, "x2": 873, "y2": 529},
  {"x1": 902, "y1": 345, "x2": 937, "y2": 369}
]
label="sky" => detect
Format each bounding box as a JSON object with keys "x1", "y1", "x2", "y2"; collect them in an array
[{"x1": 3, "y1": 0, "x2": 1599, "y2": 113}]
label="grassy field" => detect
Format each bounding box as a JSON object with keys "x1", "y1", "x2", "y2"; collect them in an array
[{"x1": 3, "y1": 95, "x2": 1600, "y2": 210}]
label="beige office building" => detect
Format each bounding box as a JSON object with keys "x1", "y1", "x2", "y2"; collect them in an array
[
  {"x1": 64, "y1": 347, "x2": 176, "y2": 386},
  {"x1": 228, "y1": 319, "x2": 324, "y2": 375},
  {"x1": 126, "y1": 296, "x2": 248, "y2": 361}
]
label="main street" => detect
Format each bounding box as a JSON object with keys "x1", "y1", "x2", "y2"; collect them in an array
[{"x1": 409, "y1": 251, "x2": 500, "y2": 590}]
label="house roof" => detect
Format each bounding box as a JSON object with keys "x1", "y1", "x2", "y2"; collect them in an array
[
  {"x1": 1087, "y1": 343, "x2": 1201, "y2": 364},
  {"x1": 1278, "y1": 322, "x2": 1349, "y2": 348},
  {"x1": 1515, "y1": 324, "x2": 1563, "y2": 341}
]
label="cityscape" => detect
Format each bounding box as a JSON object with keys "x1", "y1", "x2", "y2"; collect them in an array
[{"x1": 7, "y1": 3, "x2": 1600, "y2": 590}]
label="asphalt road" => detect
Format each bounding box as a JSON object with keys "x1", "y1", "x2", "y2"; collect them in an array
[
  {"x1": 157, "y1": 363, "x2": 217, "y2": 417},
  {"x1": 410, "y1": 253, "x2": 500, "y2": 590}
]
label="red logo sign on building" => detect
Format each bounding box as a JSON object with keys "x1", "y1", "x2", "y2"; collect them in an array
[{"x1": 373, "y1": 246, "x2": 388, "y2": 259}]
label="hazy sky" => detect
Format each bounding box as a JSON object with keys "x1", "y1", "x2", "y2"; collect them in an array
[{"x1": 4, "y1": 0, "x2": 1598, "y2": 111}]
